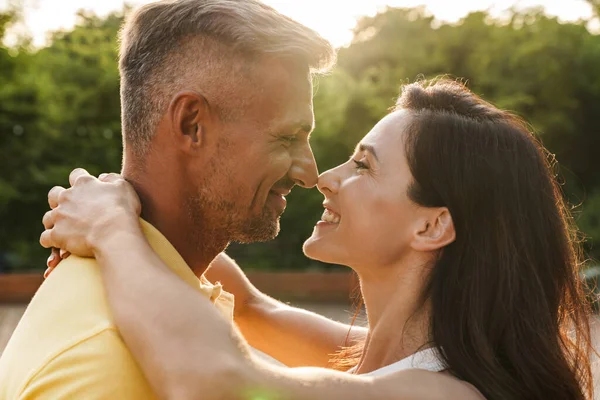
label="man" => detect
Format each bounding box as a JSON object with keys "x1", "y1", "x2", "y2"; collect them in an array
[{"x1": 0, "y1": 0, "x2": 334, "y2": 398}]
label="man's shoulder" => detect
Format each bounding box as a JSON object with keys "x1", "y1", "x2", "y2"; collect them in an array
[
  {"x1": 1, "y1": 327, "x2": 155, "y2": 399},
  {"x1": 0, "y1": 256, "x2": 121, "y2": 399},
  {"x1": 33, "y1": 254, "x2": 110, "y2": 317},
  {"x1": 5, "y1": 255, "x2": 115, "y2": 354},
  {"x1": 19, "y1": 255, "x2": 112, "y2": 332}
]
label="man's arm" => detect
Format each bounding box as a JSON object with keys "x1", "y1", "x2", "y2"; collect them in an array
[
  {"x1": 205, "y1": 253, "x2": 367, "y2": 368},
  {"x1": 237, "y1": 293, "x2": 367, "y2": 368}
]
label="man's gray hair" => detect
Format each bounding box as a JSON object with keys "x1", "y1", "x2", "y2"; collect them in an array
[{"x1": 119, "y1": 0, "x2": 336, "y2": 158}]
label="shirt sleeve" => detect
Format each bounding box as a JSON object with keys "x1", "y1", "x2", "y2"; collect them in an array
[{"x1": 18, "y1": 328, "x2": 157, "y2": 400}]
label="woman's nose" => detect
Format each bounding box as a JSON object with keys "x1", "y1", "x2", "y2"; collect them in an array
[{"x1": 317, "y1": 167, "x2": 341, "y2": 195}]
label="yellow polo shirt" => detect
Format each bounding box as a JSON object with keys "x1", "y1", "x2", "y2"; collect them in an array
[{"x1": 0, "y1": 220, "x2": 234, "y2": 399}]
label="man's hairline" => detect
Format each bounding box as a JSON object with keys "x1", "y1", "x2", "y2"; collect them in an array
[{"x1": 121, "y1": 34, "x2": 325, "y2": 158}]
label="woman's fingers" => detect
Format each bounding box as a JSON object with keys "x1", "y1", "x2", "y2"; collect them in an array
[
  {"x1": 98, "y1": 173, "x2": 122, "y2": 183},
  {"x1": 43, "y1": 267, "x2": 53, "y2": 279},
  {"x1": 39, "y1": 228, "x2": 58, "y2": 249},
  {"x1": 40, "y1": 169, "x2": 138, "y2": 260},
  {"x1": 44, "y1": 247, "x2": 69, "y2": 279},
  {"x1": 69, "y1": 168, "x2": 93, "y2": 187},
  {"x1": 48, "y1": 186, "x2": 65, "y2": 209},
  {"x1": 42, "y1": 210, "x2": 54, "y2": 230},
  {"x1": 41, "y1": 169, "x2": 125, "y2": 269},
  {"x1": 47, "y1": 248, "x2": 61, "y2": 268}
]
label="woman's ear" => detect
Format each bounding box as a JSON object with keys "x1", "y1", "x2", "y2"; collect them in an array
[{"x1": 410, "y1": 208, "x2": 455, "y2": 252}]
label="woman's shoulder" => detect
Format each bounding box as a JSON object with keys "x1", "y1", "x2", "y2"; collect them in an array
[{"x1": 376, "y1": 368, "x2": 486, "y2": 400}]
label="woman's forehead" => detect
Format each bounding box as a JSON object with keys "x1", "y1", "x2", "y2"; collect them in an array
[{"x1": 359, "y1": 110, "x2": 410, "y2": 155}]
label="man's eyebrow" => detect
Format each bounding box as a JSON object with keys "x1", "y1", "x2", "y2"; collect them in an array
[
  {"x1": 300, "y1": 122, "x2": 314, "y2": 133},
  {"x1": 356, "y1": 143, "x2": 379, "y2": 161},
  {"x1": 272, "y1": 120, "x2": 314, "y2": 135},
  {"x1": 293, "y1": 121, "x2": 314, "y2": 134}
]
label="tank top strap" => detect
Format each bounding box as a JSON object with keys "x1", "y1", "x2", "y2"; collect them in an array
[{"x1": 347, "y1": 347, "x2": 447, "y2": 376}]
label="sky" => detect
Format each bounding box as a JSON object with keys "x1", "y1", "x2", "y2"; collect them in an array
[{"x1": 0, "y1": 0, "x2": 596, "y2": 48}]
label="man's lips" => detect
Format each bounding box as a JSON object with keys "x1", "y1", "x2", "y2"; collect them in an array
[
  {"x1": 270, "y1": 187, "x2": 292, "y2": 197},
  {"x1": 266, "y1": 184, "x2": 294, "y2": 213},
  {"x1": 268, "y1": 191, "x2": 287, "y2": 212}
]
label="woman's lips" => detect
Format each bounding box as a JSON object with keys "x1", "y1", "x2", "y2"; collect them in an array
[{"x1": 320, "y1": 208, "x2": 341, "y2": 224}]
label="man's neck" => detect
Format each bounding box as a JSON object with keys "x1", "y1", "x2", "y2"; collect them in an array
[{"x1": 122, "y1": 161, "x2": 227, "y2": 277}]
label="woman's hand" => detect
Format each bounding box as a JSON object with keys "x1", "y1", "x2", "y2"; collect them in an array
[
  {"x1": 40, "y1": 169, "x2": 142, "y2": 272},
  {"x1": 205, "y1": 253, "x2": 259, "y2": 316}
]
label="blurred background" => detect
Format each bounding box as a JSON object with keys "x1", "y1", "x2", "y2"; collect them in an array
[
  {"x1": 1, "y1": 0, "x2": 600, "y2": 273},
  {"x1": 0, "y1": 0, "x2": 599, "y2": 287}
]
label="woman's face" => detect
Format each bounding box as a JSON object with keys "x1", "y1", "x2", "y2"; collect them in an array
[{"x1": 303, "y1": 110, "x2": 425, "y2": 270}]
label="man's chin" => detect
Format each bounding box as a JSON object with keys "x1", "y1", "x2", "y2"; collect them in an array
[{"x1": 234, "y1": 216, "x2": 280, "y2": 244}]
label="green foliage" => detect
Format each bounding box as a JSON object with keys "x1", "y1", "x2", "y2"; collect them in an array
[
  {"x1": 2, "y1": 6, "x2": 600, "y2": 271},
  {"x1": 229, "y1": 7, "x2": 600, "y2": 269},
  {"x1": 587, "y1": 0, "x2": 600, "y2": 18},
  {"x1": 0, "y1": 10, "x2": 124, "y2": 270}
]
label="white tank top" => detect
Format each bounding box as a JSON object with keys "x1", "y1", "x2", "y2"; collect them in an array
[
  {"x1": 350, "y1": 348, "x2": 487, "y2": 399},
  {"x1": 349, "y1": 347, "x2": 447, "y2": 376}
]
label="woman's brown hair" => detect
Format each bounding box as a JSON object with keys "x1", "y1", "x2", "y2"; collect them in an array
[{"x1": 333, "y1": 78, "x2": 595, "y2": 399}]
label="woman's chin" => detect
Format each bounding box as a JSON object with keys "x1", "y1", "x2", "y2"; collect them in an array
[{"x1": 302, "y1": 234, "x2": 340, "y2": 265}]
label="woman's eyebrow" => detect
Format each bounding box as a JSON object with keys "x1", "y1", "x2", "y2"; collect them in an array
[{"x1": 356, "y1": 143, "x2": 379, "y2": 161}]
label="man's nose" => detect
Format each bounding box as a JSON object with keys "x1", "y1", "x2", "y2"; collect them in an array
[{"x1": 289, "y1": 145, "x2": 318, "y2": 188}]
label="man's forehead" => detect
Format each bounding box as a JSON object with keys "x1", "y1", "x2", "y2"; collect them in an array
[
  {"x1": 245, "y1": 58, "x2": 315, "y2": 131},
  {"x1": 268, "y1": 109, "x2": 315, "y2": 134},
  {"x1": 254, "y1": 57, "x2": 313, "y2": 95}
]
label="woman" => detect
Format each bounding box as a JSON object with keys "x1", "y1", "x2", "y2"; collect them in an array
[{"x1": 41, "y1": 79, "x2": 595, "y2": 399}]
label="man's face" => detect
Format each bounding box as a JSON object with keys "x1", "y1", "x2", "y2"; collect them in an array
[{"x1": 189, "y1": 59, "x2": 318, "y2": 244}]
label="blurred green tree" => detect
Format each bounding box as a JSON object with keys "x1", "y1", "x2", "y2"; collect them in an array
[
  {"x1": 0, "y1": 10, "x2": 124, "y2": 270},
  {"x1": 229, "y1": 7, "x2": 600, "y2": 267},
  {"x1": 587, "y1": 0, "x2": 599, "y2": 17},
  {"x1": 2, "y1": 6, "x2": 600, "y2": 271}
]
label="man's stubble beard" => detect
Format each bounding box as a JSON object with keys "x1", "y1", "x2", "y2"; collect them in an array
[
  {"x1": 188, "y1": 134, "x2": 282, "y2": 246},
  {"x1": 235, "y1": 205, "x2": 281, "y2": 244},
  {"x1": 185, "y1": 181, "x2": 281, "y2": 251}
]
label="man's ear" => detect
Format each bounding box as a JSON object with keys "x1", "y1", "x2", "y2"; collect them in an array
[
  {"x1": 410, "y1": 208, "x2": 455, "y2": 252},
  {"x1": 167, "y1": 90, "x2": 211, "y2": 152}
]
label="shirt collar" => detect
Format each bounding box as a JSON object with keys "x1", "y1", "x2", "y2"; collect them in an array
[{"x1": 139, "y1": 219, "x2": 234, "y2": 320}]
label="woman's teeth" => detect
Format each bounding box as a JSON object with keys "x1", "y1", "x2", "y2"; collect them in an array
[{"x1": 321, "y1": 209, "x2": 341, "y2": 224}]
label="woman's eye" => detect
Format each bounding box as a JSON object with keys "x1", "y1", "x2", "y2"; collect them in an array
[{"x1": 353, "y1": 159, "x2": 368, "y2": 170}]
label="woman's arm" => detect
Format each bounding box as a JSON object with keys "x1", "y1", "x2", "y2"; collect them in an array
[
  {"x1": 41, "y1": 170, "x2": 482, "y2": 400},
  {"x1": 44, "y1": 170, "x2": 366, "y2": 368},
  {"x1": 93, "y1": 229, "x2": 479, "y2": 400},
  {"x1": 93, "y1": 228, "x2": 247, "y2": 399},
  {"x1": 206, "y1": 254, "x2": 367, "y2": 368}
]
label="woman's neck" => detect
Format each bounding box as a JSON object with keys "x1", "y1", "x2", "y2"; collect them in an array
[{"x1": 354, "y1": 255, "x2": 433, "y2": 374}]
